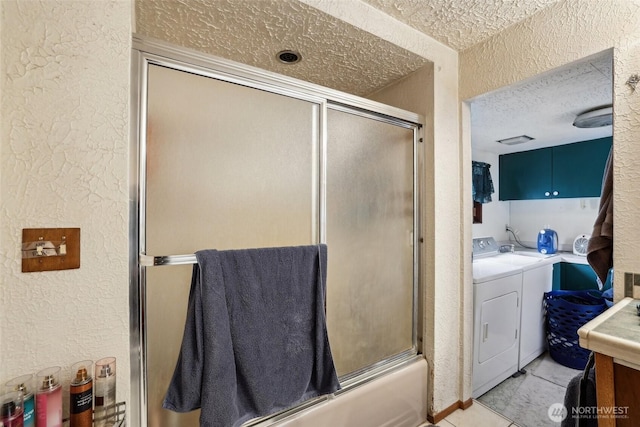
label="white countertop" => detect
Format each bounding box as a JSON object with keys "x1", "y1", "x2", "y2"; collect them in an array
[
  {"x1": 578, "y1": 298, "x2": 640, "y2": 366},
  {"x1": 512, "y1": 249, "x2": 590, "y2": 265},
  {"x1": 554, "y1": 252, "x2": 590, "y2": 265},
  {"x1": 472, "y1": 249, "x2": 590, "y2": 282}
]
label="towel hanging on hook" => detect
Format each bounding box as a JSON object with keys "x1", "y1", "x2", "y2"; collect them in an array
[{"x1": 472, "y1": 161, "x2": 495, "y2": 204}]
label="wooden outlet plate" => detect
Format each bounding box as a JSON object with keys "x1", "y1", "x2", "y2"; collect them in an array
[{"x1": 22, "y1": 228, "x2": 80, "y2": 273}]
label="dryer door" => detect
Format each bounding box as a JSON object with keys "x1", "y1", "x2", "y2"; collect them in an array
[{"x1": 479, "y1": 291, "x2": 519, "y2": 363}]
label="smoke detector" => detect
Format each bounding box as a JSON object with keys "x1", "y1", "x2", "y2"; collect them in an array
[{"x1": 573, "y1": 106, "x2": 612, "y2": 128}]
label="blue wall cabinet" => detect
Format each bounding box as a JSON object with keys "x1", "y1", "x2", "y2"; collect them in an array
[
  {"x1": 499, "y1": 147, "x2": 552, "y2": 200},
  {"x1": 499, "y1": 137, "x2": 611, "y2": 201},
  {"x1": 552, "y1": 262, "x2": 612, "y2": 291}
]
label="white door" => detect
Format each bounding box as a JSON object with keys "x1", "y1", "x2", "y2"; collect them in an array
[{"x1": 519, "y1": 264, "x2": 553, "y2": 368}]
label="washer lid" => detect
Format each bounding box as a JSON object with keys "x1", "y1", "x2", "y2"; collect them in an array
[{"x1": 472, "y1": 259, "x2": 522, "y2": 283}]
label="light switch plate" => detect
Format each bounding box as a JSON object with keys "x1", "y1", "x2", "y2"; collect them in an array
[{"x1": 22, "y1": 228, "x2": 80, "y2": 273}]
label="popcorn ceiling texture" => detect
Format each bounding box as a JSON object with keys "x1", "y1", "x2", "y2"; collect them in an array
[
  {"x1": 0, "y1": 0, "x2": 131, "y2": 404},
  {"x1": 361, "y1": 0, "x2": 561, "y2": 51},
  {"x1": 135, "y1": 0, "x2": 429, "y2": 96}
]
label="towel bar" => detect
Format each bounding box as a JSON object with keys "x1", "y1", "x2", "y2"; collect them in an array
[{"x1": 139, "y1": 254, "x2": 197, "y2": 266}]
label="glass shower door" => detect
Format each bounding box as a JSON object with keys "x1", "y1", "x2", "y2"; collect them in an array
[
  {"x1": 144, "y1": 64, "x2": 319, "y2": 427},
  {"x1": 138, "y1": 60, "x2": 420, "y2": 427},
  {"x1": 325, "y1": 107, "x2": 416, "y2": 377}
]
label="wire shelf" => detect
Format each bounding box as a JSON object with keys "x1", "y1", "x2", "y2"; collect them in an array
[{"x1": 62, "y1": 401, "x2": 126, "y2": 426}]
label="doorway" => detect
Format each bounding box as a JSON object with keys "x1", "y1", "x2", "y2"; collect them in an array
[{"x1": 467, "y1": 49, "x2": 613, "y2": 426}]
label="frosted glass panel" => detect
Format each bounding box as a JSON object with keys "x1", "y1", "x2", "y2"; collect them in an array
[
  {"x1": 326, "y1": 108, "x2": 415, "y2": 376},
  {"x1": 145, "y1": 64, "x2": 318, "y2": 255},
  {"x1": 144, "y1": 64, "x2": 317, "y2": 426},
  {"x1": 146, "y1": 265, "x2": 197, "y2": 427}
]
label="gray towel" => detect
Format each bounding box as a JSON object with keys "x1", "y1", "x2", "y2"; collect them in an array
[
  {"x1": 163, "y1": 244, "x2": 340, "y2": 427},
  {"x1": 562, "y1": 354, "x2": 597, "y2": 427}
]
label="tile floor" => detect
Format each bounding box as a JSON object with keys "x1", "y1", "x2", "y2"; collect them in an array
[
  {"x1": 436, "y1": 401, "x2": 516, "y2": 427},
  {"x1": 416, "y1": 401, "x2": 514, "y2": 427},
  {"x1": 419, "y1": 352, "x2": 583, "y2": 427},
  {"x1": 478, "y1": 352, "x2": 582, "y2": 427}
]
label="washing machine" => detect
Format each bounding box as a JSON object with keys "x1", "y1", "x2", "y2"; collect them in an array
[{"x1": 472, "y1": 237, "x2": 523, "y2": 398}]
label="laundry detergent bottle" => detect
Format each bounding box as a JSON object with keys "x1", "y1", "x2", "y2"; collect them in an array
[{"x1": 537, "y1": 226, "x2": 558, "y2": 254}]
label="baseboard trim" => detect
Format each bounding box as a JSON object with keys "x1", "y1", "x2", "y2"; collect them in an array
[{"x1": 427, "y1": 398, "x2": 473, "y2": 424}]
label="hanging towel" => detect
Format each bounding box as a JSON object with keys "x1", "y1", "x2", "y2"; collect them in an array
[
  {"x1": 163, "y1": 244, "x2": 340, "y2": 427},
  {"x1": 587, "y1": 147, "x2": 613, "y2": 285},
  {"x1": 472, "y1": 161, "x2": 495, "y2": 203}
]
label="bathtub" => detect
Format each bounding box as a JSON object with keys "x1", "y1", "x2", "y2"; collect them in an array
[{"x1": 269, "y1": 358, "x2": 429, "y2": 427}]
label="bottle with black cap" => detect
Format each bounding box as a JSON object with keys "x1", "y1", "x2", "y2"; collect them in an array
[{"x1": 69, "y1": 361, "x2": 93, "y2": 427}]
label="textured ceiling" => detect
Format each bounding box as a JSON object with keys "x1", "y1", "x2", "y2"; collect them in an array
[
  {"x1": 135, "y1": 0, "x2": 610, "y2": 153},
  {"x1": 135, "y1": 0, "x2": 563, "y2": 95},
  {"x1": 361, "y1": 0, "x2": 562, "y2": 51},
  {"x1": 135, "y1": 0, "x2": 429, "y2": 97},
  {"x1": 471, "y1": 50, "x2": 613, "y2": 155}
]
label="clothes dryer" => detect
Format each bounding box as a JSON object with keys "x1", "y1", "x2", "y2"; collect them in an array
[
  {"x1": 472, "y1": 238, "x2": 523, "y2": 398},
  {"x1": 472, "y1": 259, "x2": 522, "y2": 398}
]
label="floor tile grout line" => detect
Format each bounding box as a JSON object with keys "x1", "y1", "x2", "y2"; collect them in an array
[
  {"x1": 473, "y1": 399, "x2": 516, "y2": 424},
  {"x1": 528, "y1": 369, "x2": 575, "y2": 388}
]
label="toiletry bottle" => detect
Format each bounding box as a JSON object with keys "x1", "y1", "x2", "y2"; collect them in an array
[
  {"x1": 5, "y1": 375, "x2": 34, "y2": 427},
  {"x1": 94, "y1": 357, "x2": 116, "y2": 427},
  {"x1": 69, "y1": 361, "x2": 92, "y2": 427},
  {"x1": 35, "y1": 367, "x2": 62, "y2": 427},
  {"x1": 0, "y1": 391, "x2": 24, "y2": 427}
]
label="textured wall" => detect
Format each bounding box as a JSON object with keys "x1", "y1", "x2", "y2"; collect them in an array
[
  {"x1": 0, "y1": 0, "x2": 131, "y2": 409},
  {"x1": 461, "y1": 0, "x2": 640, "y2": 302}
]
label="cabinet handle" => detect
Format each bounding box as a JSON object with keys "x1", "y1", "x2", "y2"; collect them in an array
[
  {"x1": 544, "y1": 191, "x2": 550, "y2": 197},
  {"x1": 552, "y1": 190, "x2": 559, "y2": 196},
  {"x1": 482, "y1": 323, "x2": 489, "y2": 342}
]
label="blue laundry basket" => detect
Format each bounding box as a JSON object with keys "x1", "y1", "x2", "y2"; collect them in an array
[{"x1": 543, "y1": 290, "x2": 607, "y2": 370}]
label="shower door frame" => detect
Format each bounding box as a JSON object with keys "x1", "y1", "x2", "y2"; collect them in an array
[{"x1": 130, "y1": 35, "x2": 425, "y2": 427}]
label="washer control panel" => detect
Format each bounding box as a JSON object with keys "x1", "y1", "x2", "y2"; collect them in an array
[{"x1": 473, "y1": 237, "x2": 500, "y2": 258}]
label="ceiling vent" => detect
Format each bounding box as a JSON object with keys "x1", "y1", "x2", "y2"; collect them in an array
[
  {"x1": 276, "y1": 50, "x2": 302, "y2": 64},
  {"x1": 497, "y1": 135, "x2": 534, "y2": 145},
  {"x1": 573, "y1": 105, "x2": 612, "y2": 128}
]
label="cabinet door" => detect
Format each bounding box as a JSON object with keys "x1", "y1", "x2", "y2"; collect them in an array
[
  {"x1": 552, "y1": 137, "x2": 612, "y2": 198},
  {"x1": 499, "y1": 148, "x2": 552, "y2": 200}
]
